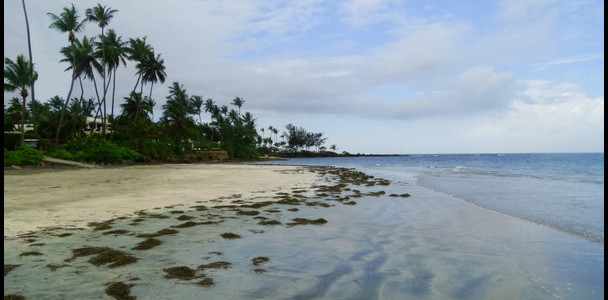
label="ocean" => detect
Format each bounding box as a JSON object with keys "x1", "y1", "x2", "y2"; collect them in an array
[
  {"x1": 247, "y1": 152, "x2": 604, "y2": 299},
  {"x1": 256, "y1": 153, "x2": 604, "y2": 244}
]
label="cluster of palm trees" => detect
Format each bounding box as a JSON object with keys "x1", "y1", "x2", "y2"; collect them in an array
[
  {"x1": 5, "y1": 3, "x2": 334, "y2": 159},
  {"x1": 46, "y1": 4, "x2": 166, "y2": 145}
]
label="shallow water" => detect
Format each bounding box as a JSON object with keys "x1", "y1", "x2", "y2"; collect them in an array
[{"x1": 4, "y1": 166, "x2": 604, "y2": 299}]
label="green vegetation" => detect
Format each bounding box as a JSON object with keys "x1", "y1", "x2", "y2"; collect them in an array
[
  {"x1": 4, "y1": 144, "x2": 45, "y2": 166},
  {"x1": 5, "y1": 3, "x2": 341, "y2": 166}
]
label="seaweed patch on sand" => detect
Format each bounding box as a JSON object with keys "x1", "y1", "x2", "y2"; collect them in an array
[
  {"x1": 286, "y1": 218, "x2": 328, "y2": 227},
  {"x1": 4, "y1": 264, "x2": 20, "y2": 276},
  {"x1": 105, "y1": 281, "x2": 136, "y2": 300},
  {"x1": 220, "y1": 232, "x2": 241, "y2": 239},
  {"x1": 68, "y1": 247, "x2": 138, "y2": 268},
  {"x1": 132, "y1": 238, "x2": 162, "y2": 250}
]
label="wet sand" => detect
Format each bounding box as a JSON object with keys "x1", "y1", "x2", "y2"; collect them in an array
[{"x1": 4, "y1": 163, "x2": 318, "y2": 240}]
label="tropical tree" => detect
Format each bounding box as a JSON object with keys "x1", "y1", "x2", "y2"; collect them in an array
[
  {"x1": 47, "y1": 4, "x2": 86, "y2": 145},
  {"x1": 60, "y1": 36, "x2": 103, "y2": 133},
  {"x1": 5, "y1": 97, "x2": 25, "y2": 132},
  {"x1": 141, "y1": 52, "x2": 166, "y2": 99},
  {"x1": 86, "y1": 3, "x2": 118, "y2": 137},
  {"x1": 191, "y1": 95, "x2": 204, "y2": 124},
  {"x1": 4, "y1": 55, "x2": 37, "y2": 144},
  {"x1": 231, "y1": 97, "x2": 245, "y2": 115},
  {"x1": 161, "y1": 82, "x2": 198, "y2": 148},
  {"x1": 120, "y1": 91, "x2": 154, "y2": 122},
  {"x1": 125, "y1": 37, "x2": 153, "y2": 94},
  {"x1": 97, "y1": 29, "x2": 127, "y2": 139}
]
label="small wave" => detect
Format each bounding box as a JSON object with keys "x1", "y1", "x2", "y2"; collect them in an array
[{"x1": 452, "y1": 166, "x2": 473, "y2": 173}]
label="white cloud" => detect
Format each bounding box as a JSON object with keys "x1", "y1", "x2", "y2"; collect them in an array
[{"x1": 4, "y1": 0, "x2": 603, "y2": 153}]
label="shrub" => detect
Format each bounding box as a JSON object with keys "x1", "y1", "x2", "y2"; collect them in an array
[
  {"x1": 50, "y1": 149, "x2": 74, "y2": 160},
  {"x1": 38, "y1": 138, "x2": 56, "y2": 153},
  {"x1": 4, "y1": 133, "x2": 21, "y2": 150},
  {"x1": 59, "y1": 134, "x2": 142, "y2": 164},
  {"x1": 83, "y1": 142, "x2": 123, "y2": 164},
  {"x1": 4, "y1": 145, "x2": 45, "y2": 166}
]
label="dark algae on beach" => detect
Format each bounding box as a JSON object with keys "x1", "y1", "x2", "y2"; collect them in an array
[
  {"x1": 3, "y1": 165, "x2": 400, "y2": 299},
  {"x1": 106, "y1": 281, "x2": 136, "y2": 300}
]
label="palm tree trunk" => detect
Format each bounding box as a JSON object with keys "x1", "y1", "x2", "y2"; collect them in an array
[
  {"x1": 101, "y1": 27, "x2": 107, "y2": 141},
  {"x1": 56, "y1": 76, "x2": 76, "y2": 146},
  {"x1": 89, "y1": 75, "x2": 105, "y2": 138},
  {"x1": 22, "y1": 0, "x2": 36, "y2": 135},
  {"x1": 132, "y1": 73, "x2": 141, "y2": 95},
  {"x1": 110, "y1": 66, "x2": 118, "y2": 141},
  {"x1": 20, "y1": 94, "x2": 26, "y2": 145}
]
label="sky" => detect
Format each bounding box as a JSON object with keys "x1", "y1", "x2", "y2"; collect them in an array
[{"x1": 4, "y1": 0, "x2": 604, "y2": 154}]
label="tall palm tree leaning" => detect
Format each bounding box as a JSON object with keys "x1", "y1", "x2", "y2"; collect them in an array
[
  {"x1": 47, "y1": 4, "x2": 86, "y2": 146},
  {"x1": 61, "y1": 36, "x2": 103, "y2": 125},
  {"x1": 98, "y1": 29, "x2": 127, "y2": 140},
  {"x1": 125, "y1": 37, "x2": 153, "y2": 95},
  {"x1": 21, "y1": 0, "x2": 37, "y2": 134},
  {"x1": 86, "y1": 4, "x2": 117, "y2": 138},
  {"x1": 4, "y1": 55, "x2": 37, "y2": 145},
  {"x1": 142, "y1": 52, "x2": 167, "y2": 101}
]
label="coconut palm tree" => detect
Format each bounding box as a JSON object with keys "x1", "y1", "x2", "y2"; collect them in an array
[
  {"x1": 48, "y1": 4, "x2": 86, "y2": 145},
  {"x1": 191, "y1": 95, "x2": 204, "y2": 124},
  {"x1": 86, "y1": 3, "x2": 117, "y2": 137},
  {"x1": 60, "y1": 36, "x2": 103, "y2": 121},
  {"x1": 231, "y1": 97, "x2": 245, "y2": 115},
  {"x1": 161, "y1": 82, "x2": 198, "y2": 147},
  {"x1": 120, "y1": 91, "x2": 154, "y2": 122},
  {"x1": 125, "y1": 37, "x2": 153, "y2": 95},
  {"x1": 142, "y1": 52, "x2": 166, "y2": 100},
  {"x1": 4, "y1": 55, "x2": 37, "y2": 145},
  {"x1": 96, "y1": 29, "x2": 127, "y2": 138}
]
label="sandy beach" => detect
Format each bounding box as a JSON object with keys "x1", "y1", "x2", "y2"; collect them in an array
[
  {"x1": 4, "y1": 162, "x2": 603, "y2": 299},
  {"x1": 4, "y1": 163, "x2": 318, "y2": 240}
]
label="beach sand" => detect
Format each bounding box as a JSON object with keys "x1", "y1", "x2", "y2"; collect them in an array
[
  {"x1": 4, "y1": 163, "x2": 603, "y2": 299},
  {"x1": 4, "y1": 163, "x2": 318, "y2": 240}
]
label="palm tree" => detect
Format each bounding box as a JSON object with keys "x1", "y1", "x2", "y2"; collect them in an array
[
  {"x1": 142, "y1": 52, "x2": 166, "y2": 99},
  {"x1": 272, "y1": 127, "x2": 279, "y2": 147},
  {"x1": 241, "y1": 112, "x2": 256, "y2": 129},
  {"x1": 60, "y1": 36, "x2": 103, "y2": 130},
  {"x1": 48, "y1": 4, "x2": 86, "y2": 145},
  {"x1": 21, "y1": 0, "x2": 37, "y2": 134},
  {"x1": 4, "y1": 55, "x2": 37, "y2": 145},
  {"x1": 161, "y1": 82, "x2": 198, "y2": 146},
  {"x1": 5, "y1": 97, "x2": 26, "y2": 133},
  {"x1": 97, "y1": 29, "x2": 127, "y2": 138},
  {"x1": 191, "y1": 95, "x2": 204, "y2": 124},
  {"x1": 125, "y1": 37, "x2": 153, "y2": 95},
  {"x1": 86, "y1": 3, "x2": 117, "y2": 138},
  {"x1": 268, "y1": 125, "x2": 274, "y2": 145},
  {"x1": 120, "y1": 91, "x2": 154, "y2": 122},
  {"x1": 231, "y1": 97, "x2": 245, "y2": 115}
]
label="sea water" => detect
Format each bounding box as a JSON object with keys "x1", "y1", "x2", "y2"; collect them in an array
[
  {"x1": 248, "y1": 153, "x2": 604, "y2": 299},
  {"x1": 257, "y1": 153, "x2": 604, "y2": 244}
]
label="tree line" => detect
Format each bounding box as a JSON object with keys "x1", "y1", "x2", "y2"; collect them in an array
[{"x1": 4, "y1": 2, "x2": 337, "y2": 162}]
